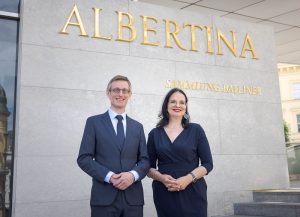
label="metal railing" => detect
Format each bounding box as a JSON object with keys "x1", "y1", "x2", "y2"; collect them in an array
[{"x1": 286, "y1": 143, "x2": 300, "y2": 180}]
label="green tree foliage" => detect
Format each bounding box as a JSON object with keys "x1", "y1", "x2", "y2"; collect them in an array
[{"x1": 284, "y1": 120, "x2": 290, "y2": 143}]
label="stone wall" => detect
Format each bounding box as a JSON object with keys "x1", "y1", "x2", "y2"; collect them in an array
[{"x1": 13, "y1": 0, "x2": 289, "y2": 216}]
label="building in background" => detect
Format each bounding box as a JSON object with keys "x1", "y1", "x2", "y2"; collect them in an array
[
  {"x1": 278, "y1": 64, "x2": 300, "y2": 180},
  {"x1": 278, "y1": 64, "x2": 300, "y2": 143},
  {"x1": 0, "y1": 1, "x2": 19, "y2": 216}
]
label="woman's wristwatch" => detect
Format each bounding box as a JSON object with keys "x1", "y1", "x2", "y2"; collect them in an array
[{"x1": 189, "y1": 172, "x2": 197, "y2": 183}]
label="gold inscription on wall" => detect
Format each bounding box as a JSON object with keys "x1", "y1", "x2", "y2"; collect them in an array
[
  {"x1": 59, "y1": 4, "x2": 258, "y2": 59},
  {"x1": 165, "y1": 80, "x2": 262, "y2": 96}
]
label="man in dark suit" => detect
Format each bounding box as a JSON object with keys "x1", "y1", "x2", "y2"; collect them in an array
[{"x1": 77, "y1": 75, "x2": 150, "y2": 217}]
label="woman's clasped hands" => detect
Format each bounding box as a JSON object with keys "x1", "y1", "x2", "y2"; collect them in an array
[{"x1": 159, "y1": 174, "x2": 192, "y2": 192}]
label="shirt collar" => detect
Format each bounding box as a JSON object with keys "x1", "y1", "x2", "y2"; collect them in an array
[{"x1": 108, "y1": 107, "x2": 126, "y2": 120}]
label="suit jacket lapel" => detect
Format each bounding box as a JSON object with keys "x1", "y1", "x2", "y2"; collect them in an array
[{"x1": 102, "y1": 111, "x2": 122, "y2": 151}]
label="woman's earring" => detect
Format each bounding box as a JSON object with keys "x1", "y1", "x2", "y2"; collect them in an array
[{"x1": 183, "y1": 113, "x2": 190, "y2": 120}]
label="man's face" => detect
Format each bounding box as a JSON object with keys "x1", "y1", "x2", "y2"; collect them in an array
[{"x1": 107, "y1": 80, "x2": 131, "y2": 112}]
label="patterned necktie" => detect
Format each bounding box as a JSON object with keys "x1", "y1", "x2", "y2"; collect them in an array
[{"x1": 116, "y1": 115, "x2": 125, "y2": 148}]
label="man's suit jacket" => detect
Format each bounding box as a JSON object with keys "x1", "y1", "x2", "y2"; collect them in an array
[{"x1": 77, "y1": 111, "x2": 150, "y2": 206}]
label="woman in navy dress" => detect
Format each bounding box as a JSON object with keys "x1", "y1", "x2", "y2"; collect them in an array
[{"x1": 147, "y1": 88, "x2": 213, "y2": 217}]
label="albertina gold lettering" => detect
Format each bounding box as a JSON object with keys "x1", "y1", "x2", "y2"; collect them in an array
[
  {"x1": 116, "y1": 11, "x2": 137, "y2": 42},
  {"x1": 205, "y1": 26, "x2": 213, "y2": 54},
  {"x1": 141, "y1": 16, "x2": 159, "y2": 46},
  {"x1": 92, "y1": 8, "x2": 112, "y2": 40},
  {"x1": 60, "y1": 4, "x2": 88, "y2": 37},
  {"x1": 164, "y1": 19, "x2": 186, "y2": 50},
  {"x1": 240, "y1": 33, "x2": 258, "y2": 59},
  {"x1": 217, "y1": 29, "x2": 237, "y2": 57},
  {"x1": 59, "y1": 5, "x2": 258, "y2": 60},
  {"x1": 183, "y1": 24, "x2": 202, "y2": 52}
]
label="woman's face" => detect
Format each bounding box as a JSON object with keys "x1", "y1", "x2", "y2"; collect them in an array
[{"x1": 167, "y1": 91, "x2": 187, "y2": 119}]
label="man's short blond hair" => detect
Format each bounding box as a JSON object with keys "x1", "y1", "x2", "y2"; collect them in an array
[{"x1": 106, "y1": 75, "x2": 132, "y2": 92}]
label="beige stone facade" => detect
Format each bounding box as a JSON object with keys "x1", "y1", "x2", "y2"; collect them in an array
[{"x1": 279, "y1": 64, "x2": 300, "y2": 143}]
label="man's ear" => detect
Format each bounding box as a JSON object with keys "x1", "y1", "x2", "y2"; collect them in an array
[{"x1": 127, "y1": 92, "x2": 132, "y2": 99}]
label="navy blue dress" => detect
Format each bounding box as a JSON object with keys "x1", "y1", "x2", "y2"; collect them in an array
[{"x1": 147, "y1": 123, "x2": 213, "y2": 217}]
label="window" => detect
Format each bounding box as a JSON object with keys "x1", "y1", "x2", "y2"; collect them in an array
[
  {"x1": 0, "y1": 1, "x2": 20, "y2": 216},
  {"x1": 297, "y1": 114, "x2": 300, "y2": 133},
  {"x1": 293, "y1": 83, "x2": 300, "y2": 99},
  {"x1": 0, "y1": 0, "x2": 19, "y2": 13}
]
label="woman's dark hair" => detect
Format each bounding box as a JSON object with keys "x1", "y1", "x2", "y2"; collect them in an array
[{"x1": 156, "y1": 88, "x2": 190, "y2": 128}]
